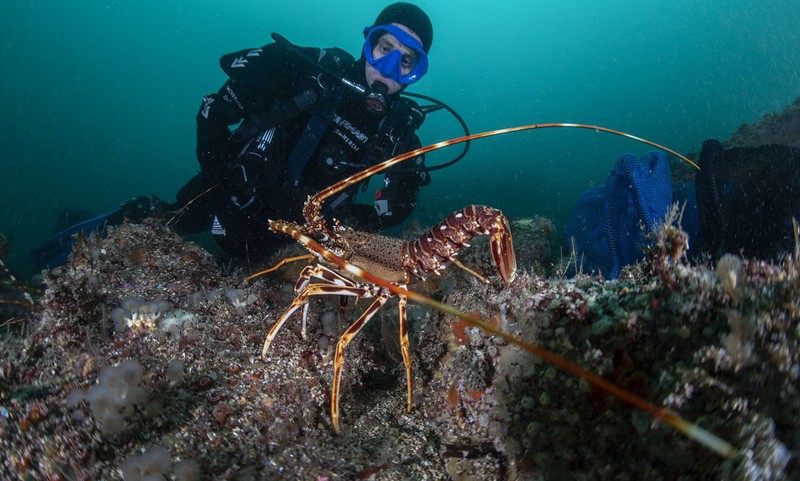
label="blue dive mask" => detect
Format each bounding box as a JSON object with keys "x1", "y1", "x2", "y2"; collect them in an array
[{"x1": 362, "y1": 24, "x2": 429, "y2": 85}]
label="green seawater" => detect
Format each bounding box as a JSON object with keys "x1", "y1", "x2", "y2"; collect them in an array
[{"x1": 2, "y1": 0, "x2": 799, "y2": 277}]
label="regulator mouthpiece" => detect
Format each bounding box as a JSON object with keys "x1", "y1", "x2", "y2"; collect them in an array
[{"x1": 366, "y1": 82, "x2": 389, "y2": 114}]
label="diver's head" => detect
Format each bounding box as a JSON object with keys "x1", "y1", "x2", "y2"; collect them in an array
[{"x1": 363, "y1": 3, "x2": 433, "y2": 95}]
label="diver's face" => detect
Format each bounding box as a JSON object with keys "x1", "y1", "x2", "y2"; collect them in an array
[{"x1": 364, "y1": 23, "x2": 422, "y2": 95}]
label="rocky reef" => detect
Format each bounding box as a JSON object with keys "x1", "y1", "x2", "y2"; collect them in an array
[
  {"x1": 723, "y1": 96, "x2": 800, "y2": 149},
  {"x1": 1, "y1": 216, "x2": 798, "y2": 480}
]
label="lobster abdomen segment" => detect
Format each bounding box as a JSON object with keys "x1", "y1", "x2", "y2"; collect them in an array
[{"x1": 402, "y1": 205, "x2": 517, "y2": 286}]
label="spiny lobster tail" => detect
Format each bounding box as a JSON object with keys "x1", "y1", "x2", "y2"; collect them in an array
[
  {"x1": 402, "y1": 205, "x2": 516, "y2": 285},
  {"x1": 487, "y1": 209, "x2": 517, "y2": 285}
]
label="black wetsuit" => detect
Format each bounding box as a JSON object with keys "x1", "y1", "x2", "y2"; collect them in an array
[{"x1": 171, "y1": 41, "x2": 430, "y2": 261}]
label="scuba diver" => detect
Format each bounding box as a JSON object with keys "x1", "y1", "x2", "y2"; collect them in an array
[
  {"x1": 174, "y1": 2, "x2": 435, "y2": 261},
  {"x1": 36, "y1": 3, "x2": 470, "y2": 268}
]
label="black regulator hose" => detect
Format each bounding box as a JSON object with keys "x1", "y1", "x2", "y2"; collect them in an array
[{"x1": 398, "y1": 91, "x2": 471, "y2": 173}]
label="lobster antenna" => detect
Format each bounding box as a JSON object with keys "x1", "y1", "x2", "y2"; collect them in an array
[
  {"x1": 243, "y1": 254, "x2": 314, "y2": 282},
  {"x1": 166, "y1": 183, "x2": 219, "y2": 228},
  {"x1": 305, "y1": 123, "x2": 698, "y2": 224}
]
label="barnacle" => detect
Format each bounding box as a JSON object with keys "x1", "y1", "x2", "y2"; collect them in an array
[
  {"x1": 717, "y1": 254, "x2": 744, "y2": 303},
  {"x1": 111, "y1": 298, "x2": 172, "y2": 332},
  {"x1": 225, "y1": 288, "x2": 253, "y2": 308}
]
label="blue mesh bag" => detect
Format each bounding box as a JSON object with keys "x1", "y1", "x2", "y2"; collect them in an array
[{"x1": 564, "y1": 150, "x2": 672, "y2": 279}]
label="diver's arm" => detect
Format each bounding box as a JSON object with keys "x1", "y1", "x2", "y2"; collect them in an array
[
  {"x1": 195, "y1": 80, "x2": 248, "y2": 179},
  {"x1": 195, "y1": 43, "x2": 309, "y2": 179}
]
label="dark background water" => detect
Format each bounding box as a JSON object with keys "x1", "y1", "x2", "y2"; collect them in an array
[{"x1": 2, "y1": 0, "x2": 799, "y2": 278}]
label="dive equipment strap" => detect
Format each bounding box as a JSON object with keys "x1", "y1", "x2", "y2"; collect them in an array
[{"x1": 286, "y1": 87, "x2": 344, "y2": 186}]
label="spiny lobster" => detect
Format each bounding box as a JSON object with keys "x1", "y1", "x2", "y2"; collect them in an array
[{"x1": 253, "y1": 123, "x2": 733, "y2": 457}]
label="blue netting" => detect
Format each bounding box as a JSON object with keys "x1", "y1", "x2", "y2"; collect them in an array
[
  {"x1": 564, "y1": 150, "x2": 672, "y2": 279},
  {"x1": 34, "y1": 208, "x2": 119, "y2": 269}
]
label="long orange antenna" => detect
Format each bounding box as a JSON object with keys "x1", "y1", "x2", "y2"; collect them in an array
[
  {"x1": 243, "y1": 254, "x2": 314, "y2": 282},
  {"x1": 166, "y1": 183, "x2": 219, "y2": 228},
  {"x1": 307, "y1": 123, "x2": 698, "y2": 221}
]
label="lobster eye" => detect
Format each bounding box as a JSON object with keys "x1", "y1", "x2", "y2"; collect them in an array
[{"x1": 313, "y1": 232, "x2": 329, "y2": 243}]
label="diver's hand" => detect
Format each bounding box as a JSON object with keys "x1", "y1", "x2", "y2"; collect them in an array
[
  {"x1": 222, "y1": 155, "x2": 263, "y2": 206},
  {"x1": 391, "y1": 98, "x2": 426, "y2": 132},
  {"x1": 291, "y1": 88, "x2": 319, "y2": 111}
]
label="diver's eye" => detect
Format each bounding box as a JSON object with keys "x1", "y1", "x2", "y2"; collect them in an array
[
  {"x1": 377, "y1": 39, "x2": 393, "y2": 56},
  {"x1": 401, "y1": 54, "x2": 416, "y2": 71}
]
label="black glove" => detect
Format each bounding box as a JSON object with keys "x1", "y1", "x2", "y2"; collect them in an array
[
  {"x1": 222, "y1": 153, "x2": 267, "y2": 209},
  {"x1": 291, "y1": 88, "x2": 319, "y2": 111},
  {"x1": 387, "y1": 97, "x2": 426, "y2": 137}
]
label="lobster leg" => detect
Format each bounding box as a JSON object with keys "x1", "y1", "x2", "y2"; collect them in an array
[
  {"x1": 332, "y1": 291, "x2": 392, "y2": 433},
  {"x1": 292, "y1": 265, "x2": 378, "y2": 340},
  {"x1": 262, "y1": 265, "x2": 380, "y2": 358},
  {"x1": 398, "y1": 291, "x2": 412, "y2": 414},
  {"x1": 289, "y1": 265, "x2": 338, "y2": 341}
]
